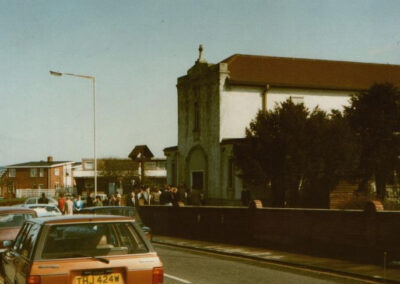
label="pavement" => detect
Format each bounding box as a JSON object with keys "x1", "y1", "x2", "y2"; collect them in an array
[{"x1": 153, "y1": 235, "x2": 400, "y2": 284}]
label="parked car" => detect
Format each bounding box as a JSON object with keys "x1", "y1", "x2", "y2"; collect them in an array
[
  {"x1": 0, "y1": 207, "x2": 37, "y2": 253},
  {"x1": 2, "y1": 215, "x2": 163, "y2": 284},
  {"x1": 79, "y1": 206, "x2": 152, "y2": 240},
  {"x1": 24, "y1": 196, "x2": 58, "y2": 206},
  {"x1": 23, "y1": 204, "x2": 62, "y2": 217}
]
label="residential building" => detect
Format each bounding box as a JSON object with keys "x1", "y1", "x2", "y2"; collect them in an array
[
  {"x1": 0, "y1": 167, "x2": 6, "y2": 196},
  {"x1": 73, "y1": 145, "x2": 166, "y2": 196},
  {"x1": 3, "y1": 156, "x2": 73, "y2": 198},
  {"x1": 164, "y1": 46, "x2": 400, "y2": 205}
]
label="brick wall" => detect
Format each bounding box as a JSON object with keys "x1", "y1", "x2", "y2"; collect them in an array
[
  {"x1": 139, "y1": 206, "x2": 400, "y2": 263},
  {"x1": 8, "y1": 166, "x2": 64, "y2": 189}
]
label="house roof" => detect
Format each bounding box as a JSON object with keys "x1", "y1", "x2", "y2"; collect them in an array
[
  {"x1": 221, "y1": 54, "x2": 400, "y2": 90},
  {"x1": 128, "y1": 145, "x2": 154, "y2": 160},
  {"x1": 0, "y1": 167, "x2": 6, "y2": 179},
  {"x1": 6, "y1": 161, "x2": 73, "y2": 168}
]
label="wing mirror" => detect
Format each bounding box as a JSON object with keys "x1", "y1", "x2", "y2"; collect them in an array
[{"x1": 3, "y1": 240, "x2": 13, "y2": 248}]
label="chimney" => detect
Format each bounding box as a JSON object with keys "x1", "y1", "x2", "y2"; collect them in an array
[{"x1": 47, "y1": 156, "x2": 53, "y2": 162}]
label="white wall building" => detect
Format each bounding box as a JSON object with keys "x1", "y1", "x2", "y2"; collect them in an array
[{"x1": 165, "y1": 46, "x2": 400, "y2": 205}]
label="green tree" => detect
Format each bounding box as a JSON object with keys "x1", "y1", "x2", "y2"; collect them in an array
[
  {"x1": 235, "y1": 99, "x2": 358, "y2": 208},
  {"x1": 300, "y1": 110, "x2": 359, "y2": 207},
  {"x1": 235, "y1": 100, "x2": 309, "y2": 207},
  {"x1": 344, "y1": 83, "x2": 400, "y2": 200}
]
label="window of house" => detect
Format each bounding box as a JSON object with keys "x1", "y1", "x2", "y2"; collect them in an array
[
  {"x1": 8, "y1": 169, "x2": 16, "y2": 177},
  {"x1": 30, "y1": 168, "x2": 37, "y2": 177},
  {"x1": 157, "y1": 161, "x2": 166, "y2": 169},
  {"x1": 38, "y1": 184, "x2": 44, "y2": 189},
  {"x1": 54, "y1": 168, "x2": 60, "y2": 176},
  {"x1": 7, "y1": 183, "x2": 15, "y2": 195},
  {"x1": 55, "y1": 182, "x2": 60, "y2": 189},
  {"x1": 84, "y1": 161, "x2": 94, "y2": 170},
  {"x1": 145, "y1": 162, "x2": 156, "y2": 169},
  {"x1": 39, "y1": 168, "x2": 44, "y2": 177}
]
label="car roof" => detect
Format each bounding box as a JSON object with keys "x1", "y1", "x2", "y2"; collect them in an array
[
  {"x1": 0, "y1": 206, "x2": 37, "y2": 215},
  {"x1": 28, "y1": 214, "x2": 133, "y2": 225},
  {"x1": 82, "y1": 206, "x2": 134, "y2": 210},
  {"x1": 25, "y1": 204, "x2": 57, "y2": 207},
  {"x1": 25, "y1": 197, "x2": 57, "y2": 202}
]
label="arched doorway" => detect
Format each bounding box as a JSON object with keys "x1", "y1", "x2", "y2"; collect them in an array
[{"x1": 186, "y1": 146, "x2": 208, "y2": 203}]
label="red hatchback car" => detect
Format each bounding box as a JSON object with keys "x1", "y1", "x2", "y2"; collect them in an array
[
  {"x1": 0, "y1": 207, "x2": 37, "y2": 253},
  {"x1": 2, "y1": 215, "x2": 163, "y2": 284}
]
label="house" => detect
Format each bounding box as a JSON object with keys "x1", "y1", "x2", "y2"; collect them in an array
[
  {"x1": 3, "y1": 156, "x2": 73, "y2": 198},
  {"x1": 164, "y1": 46, "x2": 400, "y2": 205},
  {"x1": 0, "y1": 167, "x2": 6, "y2": 196},
  {"x1": 72, "y1": 158, "x2": 138, "y2": 196},
  {"x1": 128, "y1": 145, "x2": 167, "y2": 186},
  {"x1": 73, "y1": 145, "x2": 167, "y2": 196}
]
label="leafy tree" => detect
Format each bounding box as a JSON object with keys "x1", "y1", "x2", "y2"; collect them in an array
[
  {"x1": 235, "y1": 100, "x2": 310, "y2": 207},
  {"x1": 300, "y1": 110, "x2": 359, "y2": 207},
  {"x1": 234, "y1": 99, "x2": 358, "y2": 208},
  {"x1": 344, "y1": 83, "x2": 400, "y2": 200}
]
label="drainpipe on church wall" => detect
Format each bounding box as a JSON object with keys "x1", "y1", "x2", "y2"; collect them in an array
[{"x1": 262, "y1": 84, "x2": 270, "y2": 113}]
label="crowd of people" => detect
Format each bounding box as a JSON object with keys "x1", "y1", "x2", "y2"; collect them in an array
[
  {"x1": 126, "y1": 184, "x2": 203, "y2": 207},
  {"x1": 43, "y1": 184, "x2": 203, "y2": 216}
]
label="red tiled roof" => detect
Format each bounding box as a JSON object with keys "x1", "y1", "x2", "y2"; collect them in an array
[
  {"x1": 221, "y1": 54, "x2": 400, "y2": 90},
  {"x1": 6, "y1": 161, "x2": 72, "y2": 168}
]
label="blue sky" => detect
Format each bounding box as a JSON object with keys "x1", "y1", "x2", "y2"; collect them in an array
[{"x1": 1, "y1": 0, "x2": 400, "y2": 165}]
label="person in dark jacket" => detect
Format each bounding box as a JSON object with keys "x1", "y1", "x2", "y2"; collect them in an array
[
  {"x1": 38, "y1": 193, "x2": 49, "y2": 204},
  {"x1": 126, "y1": 190, "x2": 136, "y2": 207},
  {"x1": 160, "y1": 185, "x2": 172, "y2": 206}
]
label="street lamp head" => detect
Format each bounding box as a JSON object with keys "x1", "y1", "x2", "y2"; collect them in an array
[{"x1": 49, "y1": 70, "x2": 63, "y2": 77}]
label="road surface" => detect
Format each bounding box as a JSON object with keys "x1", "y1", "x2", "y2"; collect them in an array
[{"x1": 155, "y1": 243, "x2": 371, "y2": 284}]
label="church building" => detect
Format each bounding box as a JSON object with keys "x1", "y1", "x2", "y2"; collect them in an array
[{"x1": 164, "y1": 46, "x2": 400, "y2": 205}]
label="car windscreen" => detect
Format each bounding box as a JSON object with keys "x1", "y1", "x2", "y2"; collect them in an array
[
  {"x1": 0, "y1": 213, "x2": 35, "y2": 227},
  {"x1": 41, "y1": 222, "x2": 148, "y2": 259},
  {"x1": 31, "y1": 206, "x2": 58, "y2": 212}
]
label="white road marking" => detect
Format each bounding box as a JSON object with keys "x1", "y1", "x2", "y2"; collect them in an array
[{"x1": 164, "y1": 273, "x2": 192, "y2": 283}]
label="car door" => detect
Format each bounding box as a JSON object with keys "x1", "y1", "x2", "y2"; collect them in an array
[{"x1": 2, "y1": 223, "x2": 30, "y2": 283}]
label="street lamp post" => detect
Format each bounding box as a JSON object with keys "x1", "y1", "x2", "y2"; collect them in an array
[{"x1": 50, "y1": 70, "x2": 97, "y2": 196}]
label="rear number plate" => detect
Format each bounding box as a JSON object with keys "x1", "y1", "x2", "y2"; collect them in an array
[{"x1": 74, "y1": 273, "x2": 123, "y2": 284}]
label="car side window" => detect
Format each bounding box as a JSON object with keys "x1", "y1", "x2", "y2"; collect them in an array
[
  {"x1": 26, "y1": 198, "x2": 36, "y2": 204},
  {"x1": 115, "y1": 223, "x2": 148, "y2": 253},
  {"x1": 19, "y1": 224, "x2": 40, "y2": 259},
  {"x1": 13, "y1": 223, "x2": 31, "y2": 252}
]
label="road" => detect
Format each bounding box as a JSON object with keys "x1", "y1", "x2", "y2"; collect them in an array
[
  {"x1": 155, "y1": 244, "x2": 370, "y2": 284},
  {"x1": 0, "y1": 244, "x2": 374, "y2": 284}
]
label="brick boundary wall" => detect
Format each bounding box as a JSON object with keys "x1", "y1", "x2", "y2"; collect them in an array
[{"x1": 138, "y1": 206, "x2": 400, "y2": 264}]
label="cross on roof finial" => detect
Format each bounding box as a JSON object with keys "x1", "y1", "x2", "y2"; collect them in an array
[{"x1": 197, "y1": 44, "x2": 206, "y2": 63}]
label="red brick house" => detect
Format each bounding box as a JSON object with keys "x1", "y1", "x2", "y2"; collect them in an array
[{"x1": 3, "y1": 156, "x2": 73, "y2": 198}]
